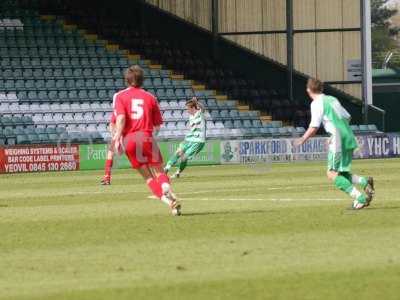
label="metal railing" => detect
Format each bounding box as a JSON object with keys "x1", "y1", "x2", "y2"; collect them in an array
[{"x1": 368, "y1": 104, "x2": 386, "y2": 132}]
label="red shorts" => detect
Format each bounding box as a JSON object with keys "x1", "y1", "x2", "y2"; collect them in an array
[{"x1": 123, "y1": 132, "x2": 163, "y2": 169}]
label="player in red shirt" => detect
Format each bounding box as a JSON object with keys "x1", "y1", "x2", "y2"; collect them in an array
[
  {"x1": 112, "y1": 65, "x2": 181, "y2": 216},
  {"x1": 100, "y1": 113, "x2": 116, "y2": 185}
]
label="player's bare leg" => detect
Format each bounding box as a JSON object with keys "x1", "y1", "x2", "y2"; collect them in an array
[
  {"x1": 101, "y1": 123, "x2": 115, "y2": 185},
  {"x1": 101, "y1": 148, "x2": 114, "y2": 185},
  {"x1": 138, "y1": 165, "x2": 181, "y2": 216},
  {"x1": 151, "y1": 165, "x2": 181, "y2": 216}
]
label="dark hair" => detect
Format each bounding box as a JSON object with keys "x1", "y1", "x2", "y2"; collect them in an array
[
  {"x1": 186, "y1": 97, "x2": 204, "y2": 111},
  {"x1": 124, "y1": 65, "x2": 144, "y2": 87},
  {"x1": 307, "y1": 78, "x2": 324, "y2": 94}
]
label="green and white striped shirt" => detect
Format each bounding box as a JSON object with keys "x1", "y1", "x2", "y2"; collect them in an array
[
  {"x1": 185, "y1": 110, "x2": 206, "y2": 143},
  {"x1": 310, "y1": 94, "x2": 357, "y2": 152}
]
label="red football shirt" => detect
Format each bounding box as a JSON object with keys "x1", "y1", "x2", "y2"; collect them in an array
[{"x1": 113, "y1": 87, "x2": 163, "y2": 136}]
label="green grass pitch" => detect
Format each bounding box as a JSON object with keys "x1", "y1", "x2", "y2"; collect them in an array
[{"x1": 1, "y1": 158, "x2": 400, "y2": 300}]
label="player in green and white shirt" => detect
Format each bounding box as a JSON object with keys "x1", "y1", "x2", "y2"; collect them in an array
[
  {"x1": 164, "y1": 97, "x2": 206, "y2": 178},
  {"x1": 295, "y1": 78, "x2": 375, "y2": 209}
]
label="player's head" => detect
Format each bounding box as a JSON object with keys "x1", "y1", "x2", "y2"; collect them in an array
[
  {"x1": 306, "y1": 78, "x2": 324, "y2": 100},
  {"x1": 186, "y1": 97, "x2": 203, "y2": 115},
  {"x1": 125, "y1": 65, "x2": 144, "y2": 87}
]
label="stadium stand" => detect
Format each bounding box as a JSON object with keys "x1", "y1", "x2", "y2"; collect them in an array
[{"x1": 0, "y1": 4, "x2": 381, "y2": 146}]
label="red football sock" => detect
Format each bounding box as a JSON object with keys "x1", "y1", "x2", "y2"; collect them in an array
[
  {"x1": 104, "y1": 159, "x2": 113, "y2": 176},
  {"x1": 147, "y1": 178, "x2": 163, "y2": 198},
  {"x1": 157, "y1": 173, "x2": 170, "y2": 186}
]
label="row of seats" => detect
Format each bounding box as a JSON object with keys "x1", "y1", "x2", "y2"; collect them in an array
[
  {"x1": 351, "y1": 124, "x2": 378, "y2": 133},
  {"x1": 1, "y1": 130, "x2": 105, "y2": 145},
  {"x1": 0, "y1": 57, "x2": 132, "y2": 67},
  {"x1": 1, "y1": 28, "x2": 76, "y2": 36},
  {"x1": 1, "y1": 113, "x2": 262, "y2": 129},
  {"x1": 1, "y1": 67, "x2": 170, "y2": 79},
  {"x1": 0, "y1": 100, "x2": 239, "y2": 114},
  {"x1": 0, "y1": 78, "x2": 125, "y2": 89},
  {"x1": 1, "y1": 50, "x2": 126, "y2": 58},
  {"x1": 0, "y1": 78, "x2": 193, "y2": 90},
  {"x1": 4, "y1": 89, "x2": 217, "y2": 103},
  {"x1": 2, "y1": 89, "x2": 219, "y2": 103}
]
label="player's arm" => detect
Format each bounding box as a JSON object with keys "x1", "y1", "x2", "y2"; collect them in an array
[
  {"x1": 112, "y1": 95, "x2": 126, "y2": 154},
  {"x1": 113, "y1": 115, "x2": 126, "y2": 154},
  {"x1": 295, "y1": 127, "x2": 319, "y2": 146},
  {"x1": 152, "y1": 97, "x2": 163, "y2": 134},
  {"x1": 295, "y1": 100, "x2": 323, "y2": 147}
]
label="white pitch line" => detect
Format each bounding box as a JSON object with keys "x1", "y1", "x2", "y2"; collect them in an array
[
  {"x1": 177, "y1": 184, "x2": 329, "y2": 195},
  {"x1": 161, "y1": 197, "x2": 346, "y2": 202},
  {"x1": 146, "y1": 196, "x2": 345, "y2": 201}
]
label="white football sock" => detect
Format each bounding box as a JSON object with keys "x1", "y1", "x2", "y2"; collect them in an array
[
  {"x1": 349, "y1": 187, "x2": 362, "y2": 200},
  {"x1": 351, "y1": 174, "x2": 362, "y2": 185}
]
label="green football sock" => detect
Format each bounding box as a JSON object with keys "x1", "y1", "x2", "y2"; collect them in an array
[
  {"x1": 353, "y1": 174, "x2": 368, "y2": 189},
  {"x1": 178, "y1": 159, "x2": 188, "y2": 173},
  {"x1": 341, "y1": 172, "x2": 368, "y2": 189},
  {"x1": 334, "y1": 175, "x2": 354, "y2": 194},
  {"x1": 334, "y1": 175, "x2": 366, "y2": 203}
]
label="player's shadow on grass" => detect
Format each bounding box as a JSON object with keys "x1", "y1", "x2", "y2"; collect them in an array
[
  {"x1": 182, "y1": 209, "x2": 274, "y2": 217},
  {"x1": 364, "y1": 206, "x2": 400, "y2": 211},
  {"x1": 343, "y1": 206, "x2": 400, "y2": 214}
]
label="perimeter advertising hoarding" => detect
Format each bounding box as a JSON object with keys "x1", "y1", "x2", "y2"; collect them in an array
[
  {"x1": 220, "y1": 133, "x2": 400, "y2": 164},
  {"x1": 0, "y1": 144, "x2": 79, "y2": 173},
  {"x1": 79, "y1": 140, "x2": 221, "y2": 170}
]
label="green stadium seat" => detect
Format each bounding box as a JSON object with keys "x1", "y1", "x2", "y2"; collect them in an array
[
  {"x1": 368, "y1": 124, "x2": 378, "y2": 131},
  {"x1": 38, "y1": 90, "x2": 49, "y2": 101},
  {"x1": 98, "y1": 90, "x2": 108, "y2": 100},
  {"x1": 88, "y1": 90, "x2": 98, "y2": 99},
  {"x1": 92, "y1": 68, "x2": 102, "y2": 76},
  {"x1": 28, "y1": 90, "x2": 38, "y2": 100},
  {"x1": 16, "y1": 134, "x2": 29, "y2": 144},
  {"x1": 17, "y1": 91, "x2": 28, "y2": 101},
  {"x1": 105, "y1": 79, "x2": 115, "y2": 88},
  {"x1": 45, "y1": 79, "x2": 56, "y2": 89},
  {"x1": 48, "y1": 133, "x2": 59, "y2": 142},
  {"x1": 70, "y1": 57, "x2": 80, "y2": 66},
  {"x1": 27, "y1": 133, "x2": 40, "y2": 144},
  {"x1": 36, "y1": 69, "x2": 46, "y2": 77},
  {"x1": 95, "y1": 79, "x2": 105, "y2": 88},
  {"x1": 38, "y1": 133, "x2": 50, "y2": 143},
  {"x1": 73, "y1": 79, "x2": 85, "y2": 88},
  {"x1": 0, "y1": 132, "x2": 6, "y2": 145},
  {"x1": 63, "y1": 68, "x2": 73, "y2": 77},
  {"x1": 73, "y1": 68, "x2": 83, "y2": 77},
  {"x1": 15, "y1": 79, "x2": 24, "y2": 89},
  {"x1": 85, "y1": 79, "x2": 95, "y2": 88},
  {"x1": 112, "y1": 68, "x2": 121, "y2": 77},
  {"x1": 58, "y1": 91, "x2": 68, "y2": 101},
  {"x1": 78, "y1": 90, "x2": 89, "y2": 100},
  {"x1": 48, "y1": 90, "x2": 58, "y2": 101},
  {"x1": 56, "y1": 79, "x2": 65, "y2": 89},
  {"x1": 23, "y1": 68, "x2": 34, "y2": 78},
  {"x1": 102, "y1": 68, "x2": 112, "y2": 76},
  {"x1": 68, "y1": 90, "x2": 78, "y2": 100},
  {"x1": 36, "y1": 79, "x2": 45, "y2": 88}
]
